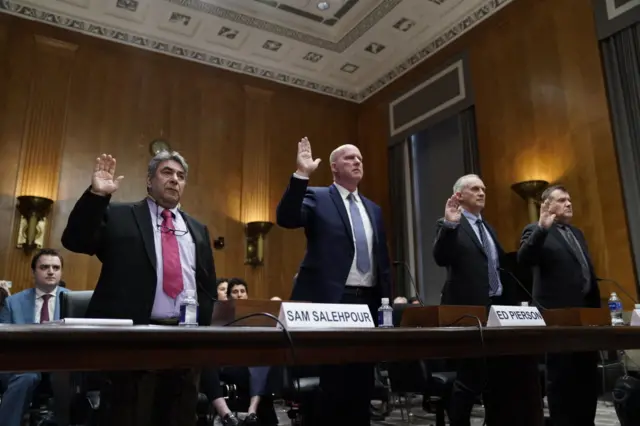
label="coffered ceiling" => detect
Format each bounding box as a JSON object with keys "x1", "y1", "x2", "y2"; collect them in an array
[{"x1": 0, "y1": 0, "x2": 514, "y2": 102}]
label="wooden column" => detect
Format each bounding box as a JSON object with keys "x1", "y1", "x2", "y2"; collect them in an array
[
  {"x1": 240, "y1": 85, "x2": 273, "y2": 299},
  {"x1": 4, "y1": 34, "x2": 77, "y2": 292}
]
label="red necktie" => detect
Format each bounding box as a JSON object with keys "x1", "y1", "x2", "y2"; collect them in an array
[
  {"x1": 161, "y1": 209, "x2": 184, "y2": 299},
  {"x1": 40, "y1": 294, "x2": 52, "y2": 323}
]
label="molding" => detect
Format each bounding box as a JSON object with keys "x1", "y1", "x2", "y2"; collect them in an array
[{"x1": 0, "y1": 0, "x2": 512, "y2": 103}]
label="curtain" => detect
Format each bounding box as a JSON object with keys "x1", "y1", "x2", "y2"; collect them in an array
[
  {"x1": 388, "y1": 141, "x2": 411, "y2": 298},
  {"x1": 601, "y1": 23, "x2": 640, "y2": 289}
]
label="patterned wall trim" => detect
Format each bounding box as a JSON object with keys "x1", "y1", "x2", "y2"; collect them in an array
[{"x1": 0, "y1": 0, "x2": 512, "y2": 103}]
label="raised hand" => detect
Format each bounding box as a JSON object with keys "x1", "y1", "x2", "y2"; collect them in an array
[
  {"x1": 538, "y1": 199, "x2": 556, "y2": 229},
  {"x1": 296, "y1": 137, "x2": 321, "y2": 177},
  {"x1": 91, "y1": 154, "x2": 124, "y2": 196},
  {"x1": 444, "y1": 196, "x2": 462, "y2": 223}
]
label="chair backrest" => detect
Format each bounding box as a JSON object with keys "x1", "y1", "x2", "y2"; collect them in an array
[{"x1": 60, "y1": 291, "x2": 94, "y2": 319}]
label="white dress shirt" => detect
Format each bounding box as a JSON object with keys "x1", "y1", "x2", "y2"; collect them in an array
[
  {"x1": 35, "y1": 286, "x2": 57, "y2": 323},
  {"x1": 333, "y1": 182, "x2": 375, "y2": 288}
]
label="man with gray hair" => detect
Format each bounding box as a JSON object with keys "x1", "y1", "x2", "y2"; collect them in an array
[
  {"x1": 433, "y1": 173, "x2": 510, "y2": 426},
  {"x1": 62, "y1": 151, "x2": 225, "y2": 426}
]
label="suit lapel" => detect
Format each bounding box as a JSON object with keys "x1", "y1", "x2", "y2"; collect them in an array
[
  {"x1": 550, "y1": 225, "x2": 581, "y2": 264},
  {"x1": 460, "y1": 216, "x2": 485, "y2": 256},
  {"x1": 22, "y1": 288, "x2": 35, "y2": 324},
  {"x1": 329, "y1": 185, "x2": 354, "y2": 245},
  {"x1": 133, "y1": 200, "x2": 157, "y2": 271},
  {"x1": 53, "y1": 288, "x2": 64, "y2": 320},
  {"x1": 484, "y1": 222, "x2": 505, "y2": 257}
]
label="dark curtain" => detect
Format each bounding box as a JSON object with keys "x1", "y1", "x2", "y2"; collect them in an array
[
  {"x1": 601, "y1": 23, "x2": 640, "y2": 289},
  {"x1": 388, "y1": 141, "x2": 410, "y2": 298}
]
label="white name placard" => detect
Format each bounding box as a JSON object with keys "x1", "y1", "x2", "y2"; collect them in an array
[
  {"x1": 630, "y1": 309, "x2": 640, "y2": 326},
  {"x1": 278, "y1": 302, "x2": 375, "y2": 330},
  {"x1": 487, "y1": 305, "x2": 546, "y2": 327}
]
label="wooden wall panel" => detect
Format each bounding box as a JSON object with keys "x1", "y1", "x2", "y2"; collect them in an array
[
  {"x1": 0, "y1": 15, "x2": 359, "y2": 298},
  {"x1": 359, "y1": 0, "x2": 638, "y2": 307}
]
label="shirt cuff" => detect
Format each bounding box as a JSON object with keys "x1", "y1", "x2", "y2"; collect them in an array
[
  {"x1": 293, "y1": 173, "x2": 309, "y2": 180},
  {"x1": 443, "y1": 220, "x2": 459, "y2": 229}
]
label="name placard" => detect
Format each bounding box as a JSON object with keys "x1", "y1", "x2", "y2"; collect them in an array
[
  {"x1": 630, "y1": 309, "x2": 640, "y2": 326},
  {"x1": 277, "y1": 302, "x2": 375, "y2": 330},
  {"x1": 487, "y1": 305, "x2": 546, "y2": 327}
]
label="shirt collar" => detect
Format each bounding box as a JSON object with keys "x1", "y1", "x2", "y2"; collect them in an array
[
  {"x1": 333, "y1": 182, "x2": 359, "y2": 201},
  {"x1": 147, "y1": 197, "x2": 179, "y2": 218},
  {"x1": 35, "y1": 287, "x2": 57, "y2": 299},
  {"x1": 462, "y1": 209, "x2": 482, "y2": 223}
]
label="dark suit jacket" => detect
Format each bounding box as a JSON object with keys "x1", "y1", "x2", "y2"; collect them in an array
[
  {"x1": 61, "y1": 189, "x2": 216, "y2": 325},
  {"x1": 518, "y1": 223, "x2": 600, "y2": 309},
  {"x1": 276, "y1": 176, "x2": 391, "y2": 304},
  {"x1": 433, "y1": 215, "x2": 510, "y2": 306}
]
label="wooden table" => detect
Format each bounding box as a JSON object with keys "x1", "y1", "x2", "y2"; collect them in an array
[{"x1": 1, "y1": 324, "x2": 638, "y2": 425}]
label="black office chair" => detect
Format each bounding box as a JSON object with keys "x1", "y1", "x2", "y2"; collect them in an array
[{"x1": 59, "y1": 290, "x2": 94, "y2": 319}]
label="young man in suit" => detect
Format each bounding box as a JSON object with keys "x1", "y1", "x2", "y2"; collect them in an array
[
  {"x1": 276, "y1": 137, "x2": 391, "y2": 425},
  {"x1": 61, "y1": 151, "x2": 222, "y2": 426},
  {"x1": 433, "y1": 174, "x2": 509, "y2": 426},
  {"x1": 0, "y1": 248, "x2": 69, "y2": 426},
  {"x1": 518, "y1": 185, "x2": 600, "y2": 426}
]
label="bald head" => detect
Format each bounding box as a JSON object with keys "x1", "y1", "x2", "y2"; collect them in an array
[{"x1": 330, "y1": 144, "x2": 363, "y2": 190}]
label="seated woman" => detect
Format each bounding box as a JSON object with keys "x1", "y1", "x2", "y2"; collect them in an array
[
  {"x1": 222, "y1": 278, "x2": 278, "y2": 426},
  {"x1": 216, "y1": 277, "x2": 229, "y2": 301}
]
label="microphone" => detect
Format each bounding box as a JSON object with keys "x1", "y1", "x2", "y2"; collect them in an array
[
  {"x1": 596, "y1": 277, "x2": 638, "y2": 305},
  {"x1": 392, "y1": 261, "x2": 424, "y2": 306},
  {"x1": 497, "y1": 267, "x2": 547, "y2": 310}
]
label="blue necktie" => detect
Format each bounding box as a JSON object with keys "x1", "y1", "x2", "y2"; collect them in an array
[
  {"x1": 348, "y1": 193, "x2": 371, "y2": 274},
  {"x1": 476, "y1": 219, "x2": 501, "y2": 295}
]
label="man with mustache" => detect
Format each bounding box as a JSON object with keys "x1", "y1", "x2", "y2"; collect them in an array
[
  {"x1": 518, "y1": 185, "x2": 600, "y2": 426},
  {"x1": 62, "y1": 151, "x2": 222, "y2": 426}
]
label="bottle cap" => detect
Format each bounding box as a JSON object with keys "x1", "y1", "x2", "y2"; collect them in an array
[
  {"x1": 381, "y1": 297, "x2": 389, "y2": 305},
  {"x1": 612, "y1": 292, "x2": 618, "y2": 296},
  {"x1": 521, "y1": 301, "x2": 529, "y2": 307}
]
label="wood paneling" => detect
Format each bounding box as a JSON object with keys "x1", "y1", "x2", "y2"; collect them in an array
[
  {"x1": 359, "y1": 0, "x2": 638, "y2": 307},
  {"x1": 0, "y1": 15, "x2": 359, "y2": 300}
]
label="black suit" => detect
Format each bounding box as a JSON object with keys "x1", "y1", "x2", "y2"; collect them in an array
[
  {"x1": 433, "y1": 215, "x2": 512, "y2": 426},
  {"x1": 62, "y1": 189, "x2": 217, "y2": 426},
  {"x1": 518, "y1": 222, "x2": 600, "y2": 426}
]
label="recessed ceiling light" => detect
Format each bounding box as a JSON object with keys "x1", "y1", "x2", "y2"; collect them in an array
[{"x1": 317, "y1": 2, "x2": 330, "y2": 11}]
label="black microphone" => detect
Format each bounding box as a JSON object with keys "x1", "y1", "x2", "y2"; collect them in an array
[
  {"x1": 596, "y1": 277, "x2": 638, "y2": 305},
  {"x1": 392, "y1": 261, "x2": 424, "y2": 306},
  {"x1": 497, "y1": 267, "x2": 547, "y2": 310}
]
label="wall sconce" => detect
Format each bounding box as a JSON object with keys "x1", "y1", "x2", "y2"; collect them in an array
[
  {"x1": 16, "y1": 195, "x2": 54, "y2": 255},
  {"x1": 245, "y1": 221, "x2": 273, "y2": 266},
  {"x1": 511, "y1": 180, "x2": 549, "y2": 223}
]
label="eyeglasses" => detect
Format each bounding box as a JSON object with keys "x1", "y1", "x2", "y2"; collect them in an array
[{"x1": 155, "y1": 206, "x2": 189, "y2": 236}]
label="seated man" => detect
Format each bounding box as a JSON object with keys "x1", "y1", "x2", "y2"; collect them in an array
[
  {"x1": 0, "y1": 249, "x2": 69, "y2": 426},
  {"x1": 223, "y1": 278, "x2": 277, "y2": 426},
  {"x1": 200, "y1": 368, "x2": 241, "y2": 426}
]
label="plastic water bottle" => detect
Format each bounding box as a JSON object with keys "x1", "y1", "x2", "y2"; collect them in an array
[
  {"x1": 179, "y1": 289, "x2": 199, "y2": 327},
  {"x1": 608, "y1": 292, "x2": 624, "y2": 326},
  {"x1": 378, "y1": 298, "x2": 393, "y2": 328}
]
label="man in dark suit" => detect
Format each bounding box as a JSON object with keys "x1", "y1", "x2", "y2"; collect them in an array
[
  {"x1": 61, "y1": 152, "x2": 226, "y2": 426},
  {"x1": 276, "y1": 137, "x2": 391, "y2": 426},
  {"x1": 518, "y1": 184, "x2": 600, "y2": 426},
  {"x1": 433, "y1": 174, "x2": 509, "y2": 426}
]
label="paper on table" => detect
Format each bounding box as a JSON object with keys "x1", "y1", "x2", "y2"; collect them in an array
[{"x1": 57, "y1": 318, "x2": 134, "y2": 326}]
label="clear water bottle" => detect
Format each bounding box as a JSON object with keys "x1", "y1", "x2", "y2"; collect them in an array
[
  {"x1": 377, "y1": 297, "x2": 393, "y2": 328},
  {"x1": 179, "y1": 289, "x2": 199, "y2": 327},
  {"x1": 608, "y1": 292, "x2": 624, "y2": 326}
]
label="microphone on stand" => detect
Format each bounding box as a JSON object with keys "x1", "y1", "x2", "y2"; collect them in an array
[
  {"x1": 497, "y1": 267, "x2": 547, "y2": 310},
  {"x1": 392, "y1": 261, "x2": 424, "y2": 306},
  {"x1": 596, "y1": 277, "x2": 638, "y2": 305}
]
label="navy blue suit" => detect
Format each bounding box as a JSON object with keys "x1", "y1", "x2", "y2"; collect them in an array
[
  {"x1": 276, "y1": 175, "x2": 391, "y2": 426},
  {"x1": 276, "y1": 176, "x2": 391, "y2": 303}
]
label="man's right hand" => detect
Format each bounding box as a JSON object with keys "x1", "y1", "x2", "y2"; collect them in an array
[
  {"x1": 444, "y1": 196, "x2": 462, "y2": 223},
  {"x1": 295, "y1": 137, "x2": 321, "y2": 178},
  {"x1": 91, "y1": 154, "x2": 124, "y2": 196},
  {"x1": 538, "y1": 199, "x2": 556, "y2": 229}
]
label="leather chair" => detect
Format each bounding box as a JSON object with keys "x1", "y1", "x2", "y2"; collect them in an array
[{"x1": 59, "y1": 290, "x2": 94, "y2": 319}]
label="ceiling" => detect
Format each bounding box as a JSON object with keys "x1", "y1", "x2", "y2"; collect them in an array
[{"x1": 0, "y1": 0, "x2": 514, "y2": 102}]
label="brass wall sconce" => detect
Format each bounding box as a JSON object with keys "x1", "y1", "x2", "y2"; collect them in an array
[
  {"x1": 16, "y1": 195, "x2": 54, "y2": 254},
  {"x1": 511, "y1": 180, "x2": 549, "y2": 223},
  {"x1": 245, "y1": 221, "x2": 273, "y2": 266}
]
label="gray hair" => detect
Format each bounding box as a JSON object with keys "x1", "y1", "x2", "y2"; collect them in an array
[
  {"x1": 147, "y1": 150, "x2": 189, "y2": 180},
  {"x1": 453, "y1": 174, "x2": 480, "y2": 193},
  {"x1": 329, "y1": 144, "x2": 358, "y2": 163}
]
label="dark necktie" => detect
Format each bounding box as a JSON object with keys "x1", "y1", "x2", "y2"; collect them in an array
[
  {"x1": 557, "y1": 224, "x2": 591, "y2": 293},
  {"x1": 476, "y1": 219, "x2": 501, "y2": 295},
  {"x1": 161, "y1": 209, "x2": 184, "y2": 299},
  {"x1": 347, "y1": 193, "x2": 371, "y2": 274},
  {"x1": 40, "y1": 293, "x2": 52, "y2": 323}
]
